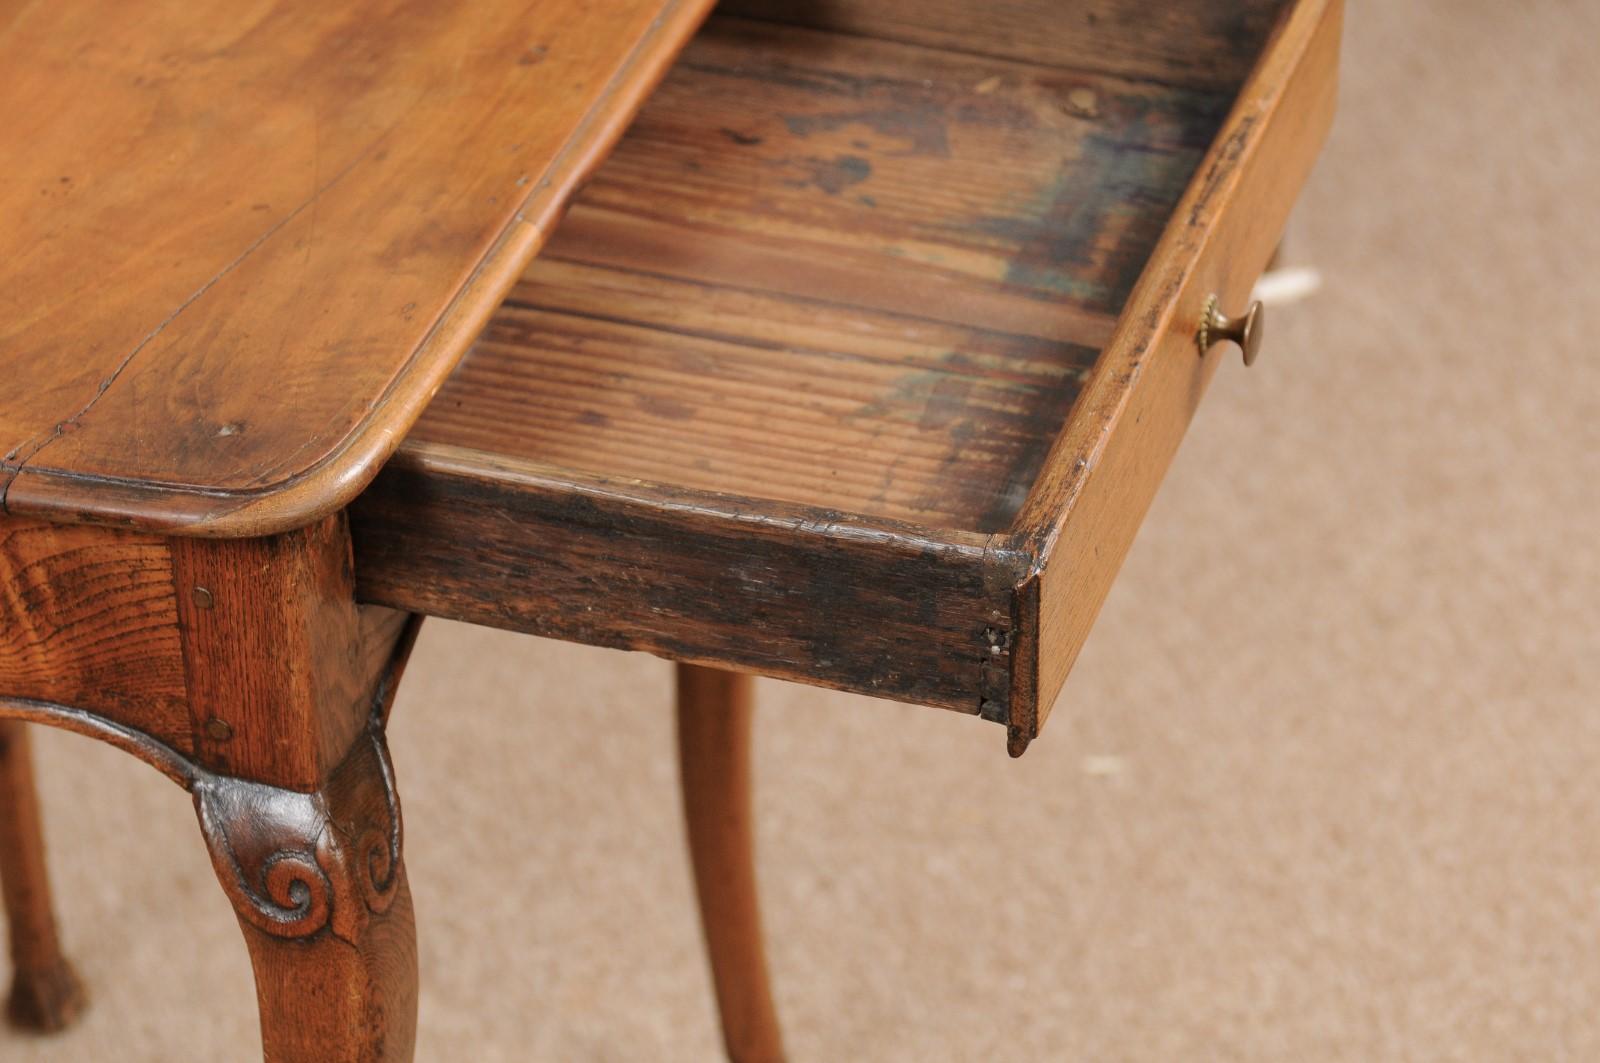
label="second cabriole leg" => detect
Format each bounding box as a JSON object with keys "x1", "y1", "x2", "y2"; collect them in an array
[
  {"x1": 0, "y1": 719, "x2": 86, "y2": 1032},
  {"x1": 677, "y1": 664, "x2": 784, "y2": 1063}
]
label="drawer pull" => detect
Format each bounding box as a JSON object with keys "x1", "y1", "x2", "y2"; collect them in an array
[{"x1": 1198, "y1": 295, "x2": 1264, "y2": 367}]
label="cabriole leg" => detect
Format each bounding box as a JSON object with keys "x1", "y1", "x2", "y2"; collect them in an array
[
  {"x1": 0, "y1": 511, "x2": 418, "y2": 1058},
  {"x1": 193, "y1": 722, "x2": 417, "y2": 1063},
  {"x1": 167, "y1": 515, "x2": 419, "y2": 1062},
  {"x1": 0, "y1": 719, "x2": 86, "y2": 1032},
  {"x1": 677, "y1": 664, "x2": 784, "y2": 1063}
]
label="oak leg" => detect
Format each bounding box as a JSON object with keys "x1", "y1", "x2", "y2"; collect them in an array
[
  {"x1": 0, "y1": 719, "x2": 86, "y2": 1032},
  {"x1": 193, "y1": 724, "x2": 417, "y2": 1063},
  {"x1": 0, "y1": 512, "x2": 418, "y2": 1057},
  {"x1": 676, "y1": 665, "x2": 784, "y2": 1063}
]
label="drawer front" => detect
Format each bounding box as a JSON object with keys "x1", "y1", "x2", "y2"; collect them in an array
[{"x1": 1007, "y1": 0, "x2": 1344, "y2": 752}]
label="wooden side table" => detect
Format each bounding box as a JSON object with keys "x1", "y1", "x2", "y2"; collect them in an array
[{"x1": 0, "y1": 1, "x2": 1340, "y2": 1059}]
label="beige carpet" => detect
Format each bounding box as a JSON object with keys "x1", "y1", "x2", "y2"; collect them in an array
[{"x1": 9, "y1": 1, "x2": 1600, "y2": 1058}]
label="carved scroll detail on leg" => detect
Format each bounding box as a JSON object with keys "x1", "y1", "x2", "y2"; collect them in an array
[
  {"x1": 192, "y1": 726, "x2": 401, "y2": 945},
  {"x1": 0, "y1": 697, "x2": 405, "y2": 946},
  {"x1": 350, "y1": 722, "x2": 402, "y2": 916},
  {"x1": 192, "y1": 781, "x2": 334, "y2": 939}
]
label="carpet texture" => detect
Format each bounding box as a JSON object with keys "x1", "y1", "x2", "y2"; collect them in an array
[{"x1": 8, "y1": 1, "x2": 1598, "y2": 1058}]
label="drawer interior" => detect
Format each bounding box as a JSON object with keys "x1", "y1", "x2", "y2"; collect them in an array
[
  {"x1": 407, "y1": 6, "x2": 1277, "y2": 535},
  {"x1": 353, "y1": 0, "x2": 1334, "y2": 752}
]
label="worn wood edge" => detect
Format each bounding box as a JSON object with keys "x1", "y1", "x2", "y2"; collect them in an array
[
  {"x1": 1, "y1": 0, "x2": 716, "y2": 540},
  {"x1": 372, "y1": 615, "x2": 425, "y2": 728},
  {"x1": 371, "y1": 442, "x2": 1001, "y2": 557},
  {"x1": 1002, "y1": 0, "x2": 1342, "y2": 745},
  {"x1": 351, "y1": 442, "x2": 1030, "y2": 716},
  {"x1": 1004, "y1": 573, "x2": 1042, "y2": 757}
]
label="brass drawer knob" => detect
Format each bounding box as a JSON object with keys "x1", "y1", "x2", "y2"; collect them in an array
[{"x1": 1198, "y1": 294, "x2": 1264, "y2": 366}]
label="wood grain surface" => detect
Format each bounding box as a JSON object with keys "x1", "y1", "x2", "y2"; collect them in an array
[
  {"x1": 0, "y1": 0, "x2": 713, "y2": 536},
  {"x1": 0, "y1": 511, "x2": 407, "y2": 784},
  {"x1": 1011, "y1": 0, "x2": 1343, "y2": 746},
  {"x1": 0, "y1": 518, "x2": 191, "y2": 751},
  {"x1": 408, "y1": 16, "x2": 1233, "y2": 532},
  {"x1": 360, "y1": 2, "x2": 1337, "y2": 748},
  {"x1": 0, "y1": 506, "x2": 423, "y2": 1057},
  {"x1": 171, "y1": 515, "x2": 409, "y2": 790},
  {"x1": 721, "y1": 0, "x2": 1288, "y2": 91},
  {"x1": 350, "y1": 444, "x2": 1018, "y2": 716}
]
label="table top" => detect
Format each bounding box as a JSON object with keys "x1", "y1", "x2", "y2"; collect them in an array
[{"x1": 0, "y1": 0, "x2": 711, "y2": 537}]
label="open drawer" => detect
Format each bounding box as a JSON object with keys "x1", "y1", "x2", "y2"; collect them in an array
[{"x1": 349, "y1": 0, "x2": 1341, "y2": 753}]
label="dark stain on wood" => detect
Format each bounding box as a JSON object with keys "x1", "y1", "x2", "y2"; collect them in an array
[
  {"x1": 798, "y1": 153, "x2": 873, "y2": 195},
  {"x1": 404, "y1": 15, "x2": 1220, "y2": 535},
  {"x1": 783, "y1": 109, "x2": 951, "y2": 157},
  {"x1": 351, "y1": 447, "x2": 1024, "y2": 715},
  {"x1": 350, "y1": 0, "x2": 1331, "y2": 747}
]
